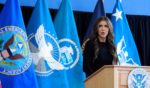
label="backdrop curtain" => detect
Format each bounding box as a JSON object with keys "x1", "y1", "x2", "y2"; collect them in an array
[{"x1": 127, "y1": 15, "x2": 150, "y2": 66}]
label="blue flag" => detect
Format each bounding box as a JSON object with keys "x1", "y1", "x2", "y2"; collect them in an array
[
  {"x1": 111, "y1": 0, "x2": 141, "y2": 66},
  {"x1": 26, "y1": 0, "x2": 68, "y2": 88},
  {"x1": 54, "y1": 0, "x2": 85, "y2": 88},
  {"x1": 83, "y1": 0, "x2": 106, "y2": 42},
  {"x1": 0, "y1": 0, "x2": 38, "y2": 88}
]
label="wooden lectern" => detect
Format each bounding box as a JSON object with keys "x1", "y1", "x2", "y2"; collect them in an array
[{"x1": 85, "y1": 65, "x2": 150, "y2": 88}]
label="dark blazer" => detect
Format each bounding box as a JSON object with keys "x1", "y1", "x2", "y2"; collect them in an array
[{"x1": 83, "y1": 39, "x2": 113, "y2": 77}]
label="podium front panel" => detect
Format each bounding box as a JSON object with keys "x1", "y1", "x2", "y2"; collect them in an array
[{"x1": 85, "y1": 65, "x2": 150, "y2": 88}]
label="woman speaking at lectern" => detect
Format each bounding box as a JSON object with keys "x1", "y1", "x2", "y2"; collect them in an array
[{"x1": 83, "y1": 16, "x2": 118, "y2": 77}]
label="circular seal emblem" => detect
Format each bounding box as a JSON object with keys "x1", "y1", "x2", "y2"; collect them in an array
[
  {"x1": 128, "y1": 68, "x2": 150, "y2": 88},
  {"x1": 28, "y1": 25, "x2": 61, "y2": 76},
  {"x1": 0, "y1": 26, "x2": 32, "y2": 75},
  {"x1": 59, "y1": 38, "x2": 79, "y2": 70}
]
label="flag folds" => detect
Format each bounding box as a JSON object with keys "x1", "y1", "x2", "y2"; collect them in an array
[
  {"x1": 26, "y1": 0, "x2": 68, "y2": 88},
  {"x1": 111, "y1": 0, "x2": 141, "y2": 66},
  {"x1": 54, "y1": 0, "x2": 85, "y2": 88},
  {"x1": 0, "y1": 0, "x2": 38, "y2": 88}
]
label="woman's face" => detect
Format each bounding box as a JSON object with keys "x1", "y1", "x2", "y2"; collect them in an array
[{"x1": 97, "y1": 20, "x2": 109, "y2": 39}]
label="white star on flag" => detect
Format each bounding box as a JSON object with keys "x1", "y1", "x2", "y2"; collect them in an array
[{"x1": 112, "y1": 8, "x2": 122, "y2": 21}]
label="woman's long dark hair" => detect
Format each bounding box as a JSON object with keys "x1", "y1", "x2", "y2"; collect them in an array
[{"x1": 91, "y1": 16, "x2": 118, "y2": 64}]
